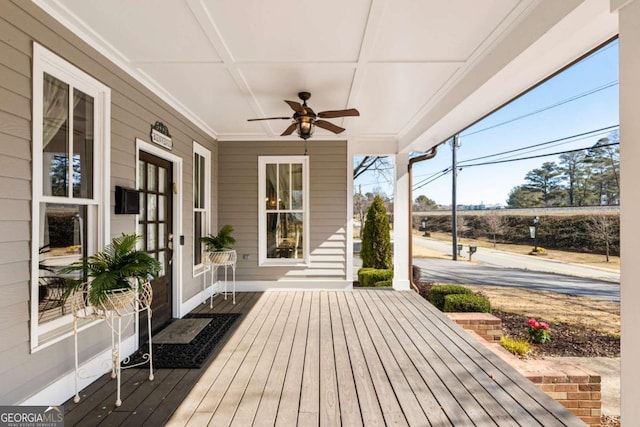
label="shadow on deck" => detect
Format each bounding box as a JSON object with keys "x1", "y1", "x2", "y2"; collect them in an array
[
  {"x1": 63, "y1": 290, "x2": 584, "y2": 426},
  {"x1": 61, "y1": 292, "x2": 259, "y2": 427}
]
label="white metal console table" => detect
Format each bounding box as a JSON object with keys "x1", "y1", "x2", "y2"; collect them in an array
[
  {"x1": 71, "y1": 281, "x2": 153, "y2": 407},
  {"x1": 203, "y1": 249, "x2": 237, "y2": 305}
]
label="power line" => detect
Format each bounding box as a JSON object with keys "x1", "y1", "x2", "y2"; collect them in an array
[
  {"x1": 412, "y1": 168, "x2": 450, "y2": 182},
  {"x1": 412, "y1": 167, "x2": 451, "y2": 188},
  {"x1": 412, "y1": 141, "x2": 619, "y2": 191},
  {"x1": 460, "y1": 142, "x2": 619, "y2": 168},
  {"x1": 491, "y1": 129, "x2": 615, "y2": 162},
  {"x1": 457, "y1": 125, "x2": 619, "y2": 165},
  {"x1": 412, "y1": 168, "x2": 452, "y2": 191},
  {"x1": 461, "y1": 81, "x2": 618, "y2": 137}
]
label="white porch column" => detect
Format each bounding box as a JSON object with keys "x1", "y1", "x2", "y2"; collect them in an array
[
  {"x1": 616, "y1": 0, "x2": 640, "y2": 422},
  {"x1": 393, "y1": 152, "x2": 411, "y2": 290}
]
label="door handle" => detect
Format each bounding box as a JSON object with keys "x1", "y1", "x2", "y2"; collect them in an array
[{"x1": 167, "y1": 233, "x2": 174, "y2": 265}]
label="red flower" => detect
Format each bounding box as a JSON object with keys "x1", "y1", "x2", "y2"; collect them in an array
[{"x1": 539, "y1": 322, "x2": 549, "y2": 330}]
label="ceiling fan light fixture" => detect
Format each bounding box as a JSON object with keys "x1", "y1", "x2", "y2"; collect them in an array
[
  {"x1": 247, "y1": 91, "x2": 359, "y2": 140},
  {"x1": 297, "y1": 117, "x2": 315, "y2": 140}
]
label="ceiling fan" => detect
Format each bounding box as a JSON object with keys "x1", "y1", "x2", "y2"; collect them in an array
[{"x1": 248, "y1": 91, "x2": 360, "y2": 140}]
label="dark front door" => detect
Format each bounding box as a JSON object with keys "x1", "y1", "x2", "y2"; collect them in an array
[{"x1": 138, "y1": 151, "x2": 173, "y2": 344}]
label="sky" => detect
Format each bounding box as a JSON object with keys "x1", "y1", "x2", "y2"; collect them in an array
[{"x1": 355, "y1": 40, "x2": 619, "y2": 206}]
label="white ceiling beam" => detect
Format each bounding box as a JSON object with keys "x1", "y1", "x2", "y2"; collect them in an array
[
  {"x1": 343, "y1": 0, "x2": 390, "y2": 137},
  {"x1": 185, "y1": 0, "x2": 278, "y2": 137}
]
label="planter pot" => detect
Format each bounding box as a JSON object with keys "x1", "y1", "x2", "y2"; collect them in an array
[
  {"x1": 206, "y1": 250, "x2": 236, "y2": 265},
  {"x1": 98, "y1": 288, "x2": 137, "y2": 311}
]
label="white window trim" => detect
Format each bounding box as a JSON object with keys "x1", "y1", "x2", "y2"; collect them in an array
[
  {"x1": 30, "y1": 43, "x2": 111, "y2": 352},
  {"x1": 193, "y1": 141, "x2": 211, "y2": 276},
  {"x1": 258, "y1": 156, "x2": 309, "y2": 267}
]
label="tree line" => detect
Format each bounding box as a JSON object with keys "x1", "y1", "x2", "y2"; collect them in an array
[{"x1": 507, "y1": 131, "x2": 619, "y2": 208}]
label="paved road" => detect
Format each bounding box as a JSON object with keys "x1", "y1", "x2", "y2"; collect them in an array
[
  {"x1": 414, "y1": 237, "x2": 620, "y2": 282},
  {"x1": 413, "y1": 237, "x2": 620, "y2": 302},
  {"x1": 413, "y1": 258, "x2": 620, "y2": 301}
]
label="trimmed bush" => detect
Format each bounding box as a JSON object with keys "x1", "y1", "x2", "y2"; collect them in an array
[
  {"x1": 374, "y1": 280, "x2": 393, "y2": 287},
  {"x1": 361, "y1": 196, "x2": 392, "y2": 269},
  {"x1": 359, "y1": 269, "x2": 393, "y2": 287},
  {"x1": 443, "y1": 294, "x2": 491, "y2": 313},
  {"x1": 357, "y1": 268, "x2": 376, "y2": 284},
  {"x1": 428, "y1": 284, "x2": 472, "y2": 310}
]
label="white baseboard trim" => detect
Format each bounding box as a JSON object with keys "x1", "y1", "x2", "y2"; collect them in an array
[
  {"x1": 393, "y1": 279, "x2": 411, "y2": 291},
  {"x1": 230, "y1": 280, "x2": 353, "y2": 292},
  {"x1": 19, "y1": 334, "x2": 137, "y2": 406},
  {"x1": 180, "y1": 281, "x2": 220, "y2": 317}
]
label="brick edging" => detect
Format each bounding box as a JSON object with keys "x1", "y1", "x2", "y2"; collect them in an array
[{"x1": 446, "y1": 312, "x2": 602, "y2": 427}]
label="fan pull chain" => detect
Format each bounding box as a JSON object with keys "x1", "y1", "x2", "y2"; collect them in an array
[{"x1": 304, "y1": 140, "x2": 308, "y2": 156}]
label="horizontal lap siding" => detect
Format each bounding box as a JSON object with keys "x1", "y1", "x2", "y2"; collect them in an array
[
  {"x1": 219, "y1": 141, "x2": 347, "y2": 282},
  {"x1": 0, "y1": 1, "x2": 216, "y2": 403}
]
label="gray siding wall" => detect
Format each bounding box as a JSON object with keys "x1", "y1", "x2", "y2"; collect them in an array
[
  {"x1": 219, "y1": 141, "x2": 347, "y2": 282},
  {"x1": 0, "y1": 1, "x2": 216, "y2": 403}
]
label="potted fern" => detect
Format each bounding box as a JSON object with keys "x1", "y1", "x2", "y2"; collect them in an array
[
  {"x1": 201, "y1": 224, "x2": 236, "y2": 264},
  {"x1": 61, "y1": 234, "x2": 160, "y2": 309}
]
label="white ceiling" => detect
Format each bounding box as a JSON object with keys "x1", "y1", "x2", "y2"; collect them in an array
[{"x1": 35, "y1": 0, "x2": 617, "y2": 153}]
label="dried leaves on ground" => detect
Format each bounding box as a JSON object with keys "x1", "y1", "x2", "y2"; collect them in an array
[
  {"x1": 495, "y1": 310, "x2": 619, "y2": 358},
  {"x1": 412, "y1": 274, "x2": 621, "y2": 426},
  {"x1": 601, "y1": 415, "x2": 621, "y2": 427},
  {"x1": 412, "y1": 279, "x2": 620, "y2": 358},
  {"x1": 464, "y1": 284, "x2": 620, "y2": 336}
]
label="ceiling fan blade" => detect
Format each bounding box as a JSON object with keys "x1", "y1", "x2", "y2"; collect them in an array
[
  {"x1": 247, "y1": 116, "x2": 291, "y2": 121},
  {"x1": 318, "y1": 108, "x2": 360, "y2": 119},
  {"x1": 281, "y1": 123, "x2": 297, "y2": 136},
  {"x1": 315, "y1": 120, "x2": 345, "y2": 134},
  {"x1": 284, "y1": 100, "x2": 304, "y2": 113}
]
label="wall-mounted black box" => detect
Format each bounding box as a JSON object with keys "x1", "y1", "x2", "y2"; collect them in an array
[{"x1": 115, "y1": 186, "x2": 140, "y2": 214}]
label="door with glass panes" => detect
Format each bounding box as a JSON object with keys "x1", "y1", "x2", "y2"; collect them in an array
[{"x1": 138, "y1": 151, "x2": 173, "y2": 343}]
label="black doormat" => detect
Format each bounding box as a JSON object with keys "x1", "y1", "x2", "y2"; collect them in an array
[{"x1": 125, "y1": 313, "x2": 241, "y2": 369}]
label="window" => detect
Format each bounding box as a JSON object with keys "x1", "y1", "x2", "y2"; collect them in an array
[
  {"x1": 31, "y1": 44, "x2": 110, "y2": 349},
  {"x1": 258, "y1": 156, "x2": 309, "y2": 266},
  {"x1": 193, "y1": 142, "x2": 210, "y2": 272}
]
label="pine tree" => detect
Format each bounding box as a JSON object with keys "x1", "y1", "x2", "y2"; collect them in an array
[{"x1": 360, "y1": 195, "x2": 392, "y2": 269}]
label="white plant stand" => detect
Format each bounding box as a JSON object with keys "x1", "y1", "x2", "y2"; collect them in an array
[
  {"x1": 71, "y1": 281, "x2": 153, "y2": 407},
  {"x1": 203, "y1": 250, "x2": 237, "y2": 305}
]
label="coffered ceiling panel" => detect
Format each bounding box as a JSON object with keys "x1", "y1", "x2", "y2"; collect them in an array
[
  {"x1": 201, "y1": 0, "x2": 371, "y2": 62},
  {"x1": 350, "y1": 62, "x2": 461, "y2": 135},
  {"x1": 370, "y1": 0, "x2": 521, "y2": 62},
  {"x1": 142, "y1": 64, "x2": 257, "y2": 135},
  {"x1": 54, "y1": 0, "x2": 221, "y2": 62}
]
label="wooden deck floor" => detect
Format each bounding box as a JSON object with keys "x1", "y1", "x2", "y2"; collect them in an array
[
  {"x1": 64, "y1": 290, "x2": 584, "y2": 426},
  {"x1": 168, "y1": 290, "x2": 583, "y2": 427}
]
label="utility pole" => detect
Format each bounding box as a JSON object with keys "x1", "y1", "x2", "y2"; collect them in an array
[{"x1": 451, "y1": 135, "x2": 460, "y2": 260}]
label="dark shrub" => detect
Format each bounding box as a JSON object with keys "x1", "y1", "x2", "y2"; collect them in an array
[
  {"x1": 413, "y1": 214, "x2": 619, "y2": 256},
  {"x1": 361, "y1": 196, "x2": 392, "y2": 269},
  {"x1": 359, "y1": 269, "x2": 393, "y2": 287},
  {"x1": 357, "y1": 268, "x2": 375, "y2": 284},
  {"x1": 374, "y1": 280, "x2": 393, "y2": 287},
  {"x1": 428, "y1": 284, "x2": 472, "y2": 310},
  {"x1": 443, "y1": 294, "x2": 491, "y2": 313}
]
